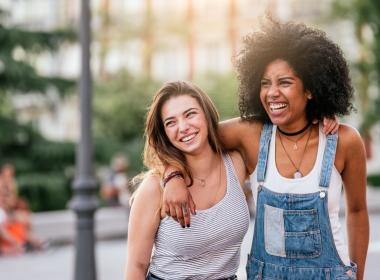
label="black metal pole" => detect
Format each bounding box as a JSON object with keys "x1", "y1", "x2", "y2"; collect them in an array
[{"x1": 70, "y1": 0, "x2": 98, "y2": 280}]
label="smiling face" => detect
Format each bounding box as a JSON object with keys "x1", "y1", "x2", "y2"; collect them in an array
[
  {"x1": 161, "y1": 94, "x2": 209, "y2": 156},
  {"x1": 260, "y1": 59, "x2": 311, "y2": 130}
]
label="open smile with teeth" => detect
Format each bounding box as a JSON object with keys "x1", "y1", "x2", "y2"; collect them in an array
[
  {"x1": 269, "y1": 103, "x2": 287, "y2": 111},
  {"x1": 180, "y1": 133, "x2": 197, "y2": 142}
]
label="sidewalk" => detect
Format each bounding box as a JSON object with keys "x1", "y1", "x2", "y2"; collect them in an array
[
  {"x1": 2, "y1": 211, "x2": 380, "y2": 280},
  {"x1": 31, "y1": 186, "x2": 380, "y2": 245},
  {"x1": 31, "y1": 206, "x2": 129, "y2": 245}
]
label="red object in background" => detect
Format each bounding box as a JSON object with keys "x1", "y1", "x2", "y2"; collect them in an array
[{"x1": 0, "y1": 222, "x2": 27, "y2": 251}]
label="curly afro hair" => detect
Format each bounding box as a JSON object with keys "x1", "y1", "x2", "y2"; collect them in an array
[{"x1": 236, "y1": 17, "x2": 355, "y2": 122}]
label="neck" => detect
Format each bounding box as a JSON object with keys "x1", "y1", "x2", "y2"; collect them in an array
[
  {"x1": 277, "y1": 119, "x2": 311, "y2": 137},
  {"x1": 186, "y1": 146, "x2": 219, "y2": 178}
]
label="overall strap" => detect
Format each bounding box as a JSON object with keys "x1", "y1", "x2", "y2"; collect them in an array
[
  {"x1": 319, "y1": 132, "x2": 338, "y2": 189},
  {"x1": 257, "y1": 123, "x2": 273, "y2": 183}
]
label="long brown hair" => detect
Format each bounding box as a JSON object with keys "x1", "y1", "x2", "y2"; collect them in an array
[{"x1": 144, "y1": 81, "x2": 223, "y2": 186}]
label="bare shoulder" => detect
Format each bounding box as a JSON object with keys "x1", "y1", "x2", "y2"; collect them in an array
[
  {"x1": 133, "y1": 171, "x2": 162, "y2": 205},
  {"x1": 337, "y1": 124, "x2": 364, "y2": 151},
  {"x1": 228, "y1": 151, "x2": 248, "y2": 186},
  {"x1": 219, "y1": 118, "x2": 263, "y2": 172},
  {"x1": 336, "y1": 124, "x2": 365, "y2": 167}
]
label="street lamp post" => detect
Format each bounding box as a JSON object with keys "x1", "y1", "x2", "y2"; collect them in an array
[{"x1": 70, "y1": 0, "x2": 98, "y2": 280}]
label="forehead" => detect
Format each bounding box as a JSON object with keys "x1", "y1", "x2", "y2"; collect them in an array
[
  {"x1": 161, "y1": 95, "x2": 201, "y2": 119},
  {"x1": 263, "y1": 59, "x2": 297, "y2": 77}
]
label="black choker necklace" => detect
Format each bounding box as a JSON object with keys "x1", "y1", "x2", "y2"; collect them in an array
[{"x1": 277, "y1": 121, "x2": 312, "y2": 136}]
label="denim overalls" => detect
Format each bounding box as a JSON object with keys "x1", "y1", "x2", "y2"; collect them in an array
[{"x1": 246, "y1": 123, "x2": 357, "y2": 280}]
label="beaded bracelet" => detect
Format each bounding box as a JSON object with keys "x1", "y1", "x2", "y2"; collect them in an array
[{"x1": 160, "y1": 171, "x2": 184, "y2": 188}]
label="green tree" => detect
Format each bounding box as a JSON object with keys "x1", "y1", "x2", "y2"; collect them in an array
[
  {"x1": 0, "y1": 8, "x2": 77, "y2": 211},
  {"x1": 0, "y1": 10, "x2": 75, "y2": 95},
  {"x1": 94, "y1": 71, "x2": 160, "y2": 174},
  {"x1": 332, "y1": 0, "x2": 380, "y2": 138}
]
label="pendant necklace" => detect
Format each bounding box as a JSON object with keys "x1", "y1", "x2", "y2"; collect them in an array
[
  {"x1": 277, "y1": 121, "x2": 312, "y2": 150},
  {"x1": 278, "y1": 130, "x2": 310, "y2": 150},
  {"x1": 278, "y1": 126, "x2": 312, "y2": 179},
  {"x1": 193, "y1": 155, "x2": 222, "y2": 187},
  {"x1": 193, "y1": 155, "x2": 222, "y2": 192},
  {"x1": 194, "y1": 177, "x2": 206, "y2": 187}
]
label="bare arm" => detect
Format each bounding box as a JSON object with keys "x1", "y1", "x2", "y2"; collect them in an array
[
  {"x1": 125, "y1": 173, "x2": 162, "y2": 280},
  {"x1": 163, "y1": 117, "x2": 338, "y2": 227},
  {"x1": 339, "y1": 125, "x2": 369, "y2": 280}
]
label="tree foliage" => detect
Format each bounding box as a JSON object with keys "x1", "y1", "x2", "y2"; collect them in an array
[
  {"x1": 0, "y1": 13, "x2": 76, "y2": 94},
  {"x1": 332, "y1": 0, "x2": 380, "y2": 136},
  {"x1": 0, "y1": 8, "x2": 78, "y2": 211}
]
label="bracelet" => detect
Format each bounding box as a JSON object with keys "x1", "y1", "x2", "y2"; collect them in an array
[{"x1": 161, "y1": 171, "x2": 184, "y2": 188}]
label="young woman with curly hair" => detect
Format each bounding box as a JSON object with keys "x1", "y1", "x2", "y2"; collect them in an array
[{"x1": 163, "y1": 18, "x2": 368, "y2": 280}]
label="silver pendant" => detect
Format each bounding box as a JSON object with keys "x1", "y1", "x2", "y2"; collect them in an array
[
  {"x1": 294, "y1": 170, "x2": 302, "y2": 178},
  {"x1": 199, "y1": 179, "x2": 206, "y2": 187},
  {"x1": 293, "y1": 143, "x2": 298, "y2": 150}
]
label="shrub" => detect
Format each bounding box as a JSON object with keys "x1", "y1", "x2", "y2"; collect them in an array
[
  {"x1": 367, "y1": 173, "x2": 380, "y2": 188},
  {"x1": 17, "y1": 173, "x2": 71, "y2": 212}
]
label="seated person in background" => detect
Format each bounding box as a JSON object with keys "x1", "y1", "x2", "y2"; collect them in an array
[
  {"x1": 100, "y1": 154, "x2": 131, "y2": 208},
  {"x1": 0, "y1": 198, "x2": 23, "y2": 256},
  {"x1": 0, "y1": 164, "x2": 45, "y2": 252}
]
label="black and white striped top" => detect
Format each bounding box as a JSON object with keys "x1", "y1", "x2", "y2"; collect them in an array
[{"x1": 149, "y1": 154, "x2": 250, "y2": 280}]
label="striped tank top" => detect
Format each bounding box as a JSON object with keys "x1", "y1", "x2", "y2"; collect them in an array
[{"x1": 149, "y1": 154, "x2": 250, "y2": 280}]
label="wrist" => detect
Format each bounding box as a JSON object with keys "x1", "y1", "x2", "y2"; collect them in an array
[{"x1": 161, "y1": 171, "x2": 184, "y2": 188}]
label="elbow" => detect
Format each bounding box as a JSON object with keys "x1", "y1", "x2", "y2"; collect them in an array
[{"x1": 125, "y1": 261, "x2": 149, "y2": 280}]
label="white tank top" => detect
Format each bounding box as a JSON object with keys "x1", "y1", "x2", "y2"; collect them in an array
[
  {"x1": 149, "y1": 154, "x2": 250, "y2": 279},
  {"x1": 249, "y1": 125, "x2": 350, "y2": 265}
]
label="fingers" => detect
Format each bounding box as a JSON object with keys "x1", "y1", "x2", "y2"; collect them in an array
[
  {"x1": 175, "y1": 204, "x2": 186, "y2": 228},
  {"x1": 182, "y1": 203, "x2": 191, "y2": 228},
  {"x1": 331, "y1": 116, "x2": 339, "y2": 134},
  {"x1": 322, "y1": 118, "x2": 332, "y2": 134},
  {"x1": 189, "y1": 195, "x2": 196, "y2": 216},
  {"x1": 331, "y1": 122, "x2": 339, "y2": 134},
  {"x1": 169, "y1": 204, "x2": 178, "y2": 222},
  {"x1": 322, "y1": 117, "x2": 339, "y2": 134},
  {"x1": 163, "y1": 202, "x2": 170, "y2": 217}
]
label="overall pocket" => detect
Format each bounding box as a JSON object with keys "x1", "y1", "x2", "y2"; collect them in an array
[{"x1": 264, "y1": 204, "x2": 321, "y2": 258}]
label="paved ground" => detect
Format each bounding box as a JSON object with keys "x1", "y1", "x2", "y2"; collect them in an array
[
  {"x1": 1, "y1": 187, "x2": 380, "y2": 279},
  {"x1": 1, "y1": 214, "x2": 379, "y2": 280}
]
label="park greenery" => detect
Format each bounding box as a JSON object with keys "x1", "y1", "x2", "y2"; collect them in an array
[
  {"x1": 1, "y1": 2, "x2": 380, "y2": 212},
  {"x1": 332, "y1": 0, "x2": 380, "y2": 138},
  {"x1": 0, "y1": 9, "x2": 78, "y2": 211}
]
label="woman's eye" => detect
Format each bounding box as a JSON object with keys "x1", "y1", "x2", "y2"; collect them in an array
[
  {"x1": 260, "y1": 81, "x2": 269, "y2": 87},
  {"x1": 186, "y1": 111, "x2": 196, "y2": 117},
  {"x1": 280, "y1": 81, "x2": 291, "y2": 86},
  {"x1": 165, "y1": 121, "x2": 175, "y2": 127}
]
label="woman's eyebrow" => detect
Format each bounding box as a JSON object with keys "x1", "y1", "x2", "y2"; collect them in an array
[
  {"x1": 163, "y1": 107, "x2": 198, "y2": 123},
  {"x1": 278, "y1": 76, "x2": 296, "y2": 81}
]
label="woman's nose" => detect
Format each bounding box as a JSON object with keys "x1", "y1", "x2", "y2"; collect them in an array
[
  {"x1": 268, "y1": 84, "x2": 280, "y2": 97},
  {"x1": 178, "y1": 119, "x2": 190, "y2": 132}
]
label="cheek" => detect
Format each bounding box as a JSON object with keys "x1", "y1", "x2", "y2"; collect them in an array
[
  {"x1": 164, "y1": 127, "x2": 176, "y2": 142},
  {"x1": 259, "y1": 90, "x2": 267, "y2": 106}
]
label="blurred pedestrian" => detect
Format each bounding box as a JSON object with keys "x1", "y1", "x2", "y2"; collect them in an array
[{"x1": 100, "y1": 154, "x2": 131, "y2": 207}]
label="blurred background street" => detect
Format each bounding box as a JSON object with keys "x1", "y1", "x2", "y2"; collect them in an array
[
  {"x1": 0, "y1": 0, "x2": 380, "y2": 279},
  {"x1": 0, "y1": 209, "x2": 379, "y2": 280}
]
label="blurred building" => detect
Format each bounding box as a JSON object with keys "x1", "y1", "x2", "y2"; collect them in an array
[
  {"x1": 1, "y1": 0, "x2": 358, "y2": 82},
  {"x1": 3, "y1": 0, "x2": 379, "y2": 174}
]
